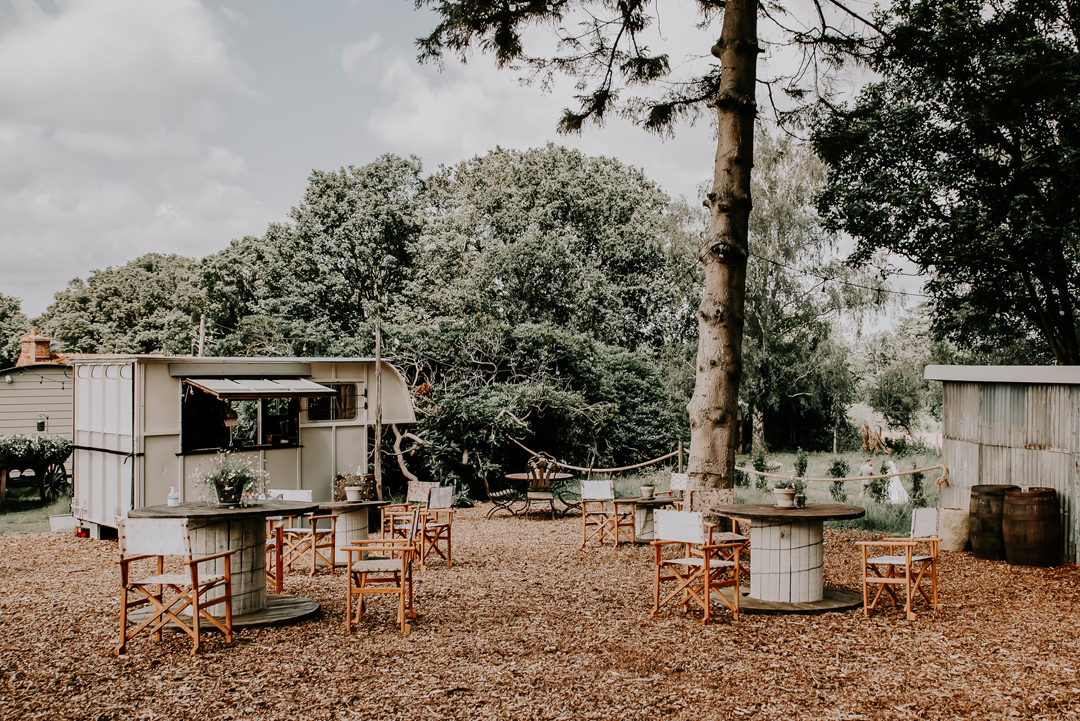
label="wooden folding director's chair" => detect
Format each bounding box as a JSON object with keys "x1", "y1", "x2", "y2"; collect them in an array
[
  {"x1": 116, "y1": 518, "x2": 235, "y2": 655},
  {"x1": 856, "y1": 507, "x2": 940, "y2": 620},
  {"x1": 651, "y1": 509, "x2": 747, "y2": 625},
  {"x1": 345, "y1": 508, "x2": 421, "y2": 634}
]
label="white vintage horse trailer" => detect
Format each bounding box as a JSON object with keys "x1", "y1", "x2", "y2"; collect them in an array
[{"x1": 71, "y1": 356, "x2": 415, "y2": 536}]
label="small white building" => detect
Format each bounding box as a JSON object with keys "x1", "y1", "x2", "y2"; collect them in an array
[
  {"x1": 72, "y1": 356, "x2": 415, "y2": 535},
  {"x1": 924, "y1": 365, "x2": 1078, "y2": 563}
]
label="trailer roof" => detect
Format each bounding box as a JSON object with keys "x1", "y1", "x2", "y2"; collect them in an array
[{"x1": 924, "y1": 365, "x2": 1080, "y2": 384}]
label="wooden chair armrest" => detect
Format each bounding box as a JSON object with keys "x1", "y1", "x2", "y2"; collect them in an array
[
  {"x1": 188, "y1": 549, "x2": 238, "y2": 564},
  {"x1": 117, "y1": 554, "x2": 159, "y2": 565}
]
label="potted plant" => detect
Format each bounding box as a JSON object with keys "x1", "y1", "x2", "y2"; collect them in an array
[
  {"x1": 193, "y1": 453, "x2": 268, "y2": 508},
  {"x1": 772, "y1": 477, "x2": 797, "y2": 508},
  {"x1": 640, "y1": 482, "x2": 655, "y2": 499},
  {"x1": 793, "y1": 478, "x2": 808, "y2": 508}
]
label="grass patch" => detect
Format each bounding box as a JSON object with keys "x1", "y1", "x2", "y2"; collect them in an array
[{"x1": 0, "y1": 486, "x2": 73, "y2": 534}]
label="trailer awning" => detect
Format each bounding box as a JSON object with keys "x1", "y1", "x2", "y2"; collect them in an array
[{"x1": 183, "y1": 378, "x2": 337, "y2": 400}]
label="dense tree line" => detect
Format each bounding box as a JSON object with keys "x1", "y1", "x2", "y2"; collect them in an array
[{"x1": 2, "y1": 142, "x2": 873, "y2": 491}]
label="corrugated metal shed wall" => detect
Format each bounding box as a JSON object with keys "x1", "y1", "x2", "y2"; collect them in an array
[{"x1": 940, "y1": 381, "x2": 1077, "y2": 563}]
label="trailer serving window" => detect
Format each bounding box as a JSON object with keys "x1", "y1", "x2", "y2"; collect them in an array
[
  {"x1": 305, "y1": 383, "x2": 360, "y2": 422},
  {"x1": 180, "y1": 378, "x2": 336, "y2": 454}
]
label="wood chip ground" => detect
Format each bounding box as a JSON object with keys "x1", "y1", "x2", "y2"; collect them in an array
[{"x1": 2, "y1": 506, "x2": 1079, "y2": 720}]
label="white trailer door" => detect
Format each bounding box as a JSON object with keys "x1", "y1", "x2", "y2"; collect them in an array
[{"x1": 73, "y1": 362, "x2": 135, "y2": 529}]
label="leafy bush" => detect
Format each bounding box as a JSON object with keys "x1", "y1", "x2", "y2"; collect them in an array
[
  {"x1": 910, "y1": 471, "x2": 926, "y2": 507},
  {"x1": 826, "y1": 457, "x2": 850, "y2": 478},
  {"x1": 867, "y1": 460, "x2": 890, "y2": 504},
  {"x1": 793, "y1": 448, "x2": 809, "y2": 477},
  {"x1": 827, "y1": 457, "x2": 850, "y2": 503},
  {"x1": 0, "y1": 434, "x2": 73, "y2": 468},
  {"x1": 734, "y1": 468, "x2": 749, "y2": 487},
  {"x1": 889, "y1": 437, "x2": 937, "y2": 459},
  {"x1": 751, "y1": 447, "x2": 770, "y2": 490}
]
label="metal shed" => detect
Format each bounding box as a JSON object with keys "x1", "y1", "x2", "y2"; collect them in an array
[
  {"x1": 71, "y1": 356, "x2": 415, "y2": 536},
  {"x1": 924, "y1": 365, "x2": 1079, "y2": 563}
]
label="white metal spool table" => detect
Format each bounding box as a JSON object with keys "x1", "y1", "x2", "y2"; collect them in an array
[{"x1": 712, "y1": 503, "x2": 865, "y2": 614}]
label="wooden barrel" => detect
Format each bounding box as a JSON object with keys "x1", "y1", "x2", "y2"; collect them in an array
[
  {"x1": 1002, "y1": 488, "x2": 1061, "y2": 567},
  {"x1": 969, "y1": 485, "x2": 1019, "y2": 560}
]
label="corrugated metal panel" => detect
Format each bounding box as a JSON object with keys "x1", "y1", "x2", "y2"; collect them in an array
[
  {"x1": 979, "y1": 383, "x2": 1025, "y2": 448},
  {"x1": 1025, "y1": 384, "x2": 1073, "y2": 452},
  {"x1": 943, "y1": 382, "x2": 980, "y2": 443},
  {"x1": 941, "y1": 439, "x2": 980, "y2": 510},
  {"x1": 979, "y1": 444, "x2": 1011, "y2": 485}
]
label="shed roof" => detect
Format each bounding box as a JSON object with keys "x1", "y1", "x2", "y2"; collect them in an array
[{"x1": 924, "y1": 365, "x2": 1080, "y2": 384}]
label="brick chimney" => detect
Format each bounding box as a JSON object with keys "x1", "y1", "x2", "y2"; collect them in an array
[{"x1": 16, "y1": 331, "x2": 54, "y2": 366}]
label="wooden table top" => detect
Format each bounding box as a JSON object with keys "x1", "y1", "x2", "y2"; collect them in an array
[
  {"x1": 318, "y1": 500, "x2": 389, "y2": 511},
  {"x1": 712, "y1": 503, "x2": 865, "y2": 523},
  {"x1": 129, "y1": 500, "x2": 320, "y2": 521}
]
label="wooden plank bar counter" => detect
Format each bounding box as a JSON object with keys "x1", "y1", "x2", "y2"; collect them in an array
[
  {"x1": 128, "y1": 500, "x2": 319, "y2": 625},
  {"x1": 713, "y1": 503, "x2": 865, "y2": 614}
]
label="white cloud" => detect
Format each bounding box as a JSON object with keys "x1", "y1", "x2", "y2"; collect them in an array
[
  {"x1": 0, "y1": 0, "x2": 245, "y2": 133},
  {"x1": 0, "y1": 1, "x2": 272, "y2": 317},
  {"x1": 342, "y1": 34, "x2": 382, "y2": 81}
]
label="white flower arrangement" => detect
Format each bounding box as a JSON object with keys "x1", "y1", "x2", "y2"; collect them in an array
[{"x1": 193, "y1": 452, "x2": 268, "y2": 507}]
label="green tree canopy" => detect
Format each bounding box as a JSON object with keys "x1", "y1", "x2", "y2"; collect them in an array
[
  {"x1": 813, "y1": 0, "x2": 1080, "y2": 363},
  {"x1": 413, "y1": 144, "x2": 681, "y2": 348},
  {"x1": 37, "y1": 253, "x2": 198, "y2": 355},
  {"x1": 0, "y1": 293, "x2": 29, "y2": 367}
]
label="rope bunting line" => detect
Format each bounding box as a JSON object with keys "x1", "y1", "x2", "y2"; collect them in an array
[{"x1": 508, "y1": 435, "x2": 949, "y2": 492}]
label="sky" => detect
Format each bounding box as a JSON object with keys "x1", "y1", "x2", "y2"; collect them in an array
[{"x1": 0, "y1": 0, "x2": 911, "y2": 321}]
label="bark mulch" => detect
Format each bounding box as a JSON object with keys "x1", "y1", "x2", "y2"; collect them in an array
[{"x1": 1, "y1": 506, "x2": 1079, "y2": 720}]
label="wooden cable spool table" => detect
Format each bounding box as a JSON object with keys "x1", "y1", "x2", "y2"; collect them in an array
[
  {"x1": 711, "y1": 503, "x2": 866, "y2": 614},
  {"x1": 128, "y1": 500, "x2": 321, "y2": 626}
]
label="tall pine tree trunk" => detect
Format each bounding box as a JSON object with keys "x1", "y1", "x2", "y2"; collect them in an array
[{"x1": 686, "y1": 0, "x2": 758, "y2": 500}]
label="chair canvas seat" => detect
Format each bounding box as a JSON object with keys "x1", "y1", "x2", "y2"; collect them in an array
[
  {"x1": 345, "y1": 508, "x2": 421, "y2": 634},
  {"x1": 350, "y1": 558, "x2": 406, "y2": 573}
]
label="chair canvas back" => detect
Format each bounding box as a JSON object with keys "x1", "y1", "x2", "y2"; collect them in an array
[
  {"x1": 911, "y1": 507, "x2": 938, "y2": 538},
  {"x1": 670, "y1": 473, "x2": 689, "y2": 493},
  {"x1": 581, "y1": 480, "x2": 614, "y2": 501},
  {"x1": 654, "y1": 510, "x2": 705, "y2": 545},
  {"x1": 119, "y1": 518, "x2": 191, "y2": 557},
  {"x1": 427, "y1": 485, "x2": 454, "y2": 510},
  {"x1": 406, "y1": 481, "x2": 440, "y2": 504},
  {"x1": 268, "y1": 489, "x2": 313, "y2": 502}
]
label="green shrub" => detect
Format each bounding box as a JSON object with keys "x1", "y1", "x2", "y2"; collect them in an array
[
  {"x1": 910, "y1": 471, "x2": 926, "y2": 507},
  {"x1": 734, "y1": 468, "x2": 749, "y2": 488},
  {"x1": 751, "y1": 447, "x2": 770, "y2": 490},
  {"x1": 0, "y1": 434, "x2": 73, "y2": 468},
  {"x1": 827, "y1": 457, "x2": 850, "y2": 503},
  {"x1": 793, "y1": 448, "x2": 809, "y2": 477}
]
